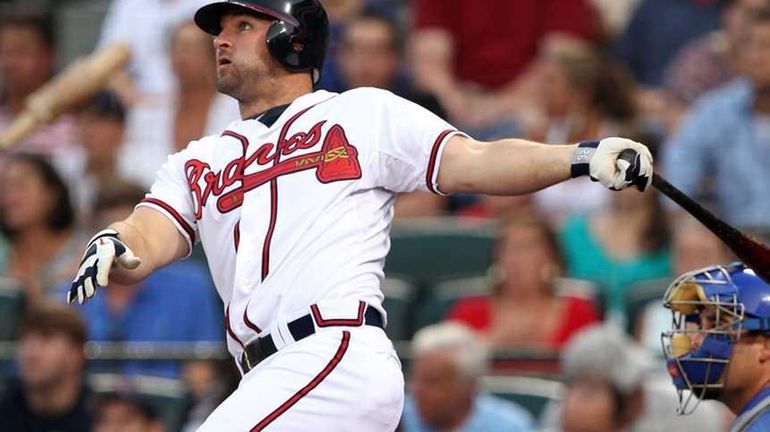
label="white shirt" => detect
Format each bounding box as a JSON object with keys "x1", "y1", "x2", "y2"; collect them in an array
[
  {"x1": 138, "y1": 88, "x2": 463, "y2": 359},
  {"x1": 98, "y1": 0, "x2": 211, "y2": 95}
]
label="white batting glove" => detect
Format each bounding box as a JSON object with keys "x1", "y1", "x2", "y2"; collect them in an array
[
  {"x1": 570, "y1": 137, "x2": 653, "y2": 191},
  {"x1": 67, "y1": 229, "x2": 141, "y2": 305}
]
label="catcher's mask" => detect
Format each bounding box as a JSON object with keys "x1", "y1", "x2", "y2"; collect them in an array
[{"x1": 661, "y1": 263, "x2": 770, "y2": 414}]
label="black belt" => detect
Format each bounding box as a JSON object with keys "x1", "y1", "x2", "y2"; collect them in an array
[{"x1": 240, "y1": 305, "x2": 384, "y2": 373}]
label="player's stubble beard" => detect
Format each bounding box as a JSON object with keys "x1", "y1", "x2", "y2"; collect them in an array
[{"x1": 216, "y1": 54, "x2": 280, "y2": 105}]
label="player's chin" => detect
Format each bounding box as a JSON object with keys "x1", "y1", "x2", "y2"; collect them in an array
[{"x1": 216, "y1": 74, "x2": 239, "y2": 96}]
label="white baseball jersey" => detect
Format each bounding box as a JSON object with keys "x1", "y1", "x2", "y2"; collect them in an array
[{"x1": 137, "y1": 88, "x2": 463, "y2": 361}]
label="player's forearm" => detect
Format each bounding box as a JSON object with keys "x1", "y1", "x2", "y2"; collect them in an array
[
  {"x1": 439, "y1": 138, "x2": 574, "y2": 195},
  {"x1": 106, "y1": 219, "x2": 158, "y2": 284}
]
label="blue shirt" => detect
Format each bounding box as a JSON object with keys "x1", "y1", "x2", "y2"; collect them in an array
[
  {"x1": 663, "y1": 79, "x2": 770, "y2": 230},
  {"x1": 63, "y1": 261, "x2": 223, "y2": 378},
  {"x1": 615, "y1": 0, "x2": 724, "y2": 86},
  {"x1": 401, "y1": 394, "x2": 534, "y2": 432},
  {"x1": 733, "y1": 388, "x2": 770, "y2": 432}
]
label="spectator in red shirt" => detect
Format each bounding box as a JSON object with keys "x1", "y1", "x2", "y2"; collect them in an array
[
  {"x1": 410, "y1": 0, "x2": 598, "y2": 137},
  {"x1": 446, "y1": 211, "x2": 599, "y2": 350}
]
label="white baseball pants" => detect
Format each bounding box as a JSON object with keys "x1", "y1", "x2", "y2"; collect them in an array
[{"x1": 196, "y1": 326, "x2": 404, "y2": 431}]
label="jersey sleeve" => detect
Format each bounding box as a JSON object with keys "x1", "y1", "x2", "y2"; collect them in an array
[
  {"x1": 135, "y1": 149, "x2": 198, "y2": 255},
  {"x1": 372, "y1": 90, "x2": 466, "y2": 195}
]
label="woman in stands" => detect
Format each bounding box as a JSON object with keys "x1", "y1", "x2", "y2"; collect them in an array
[
  {"x1": 447, "y1": 211, "x2": 599, "y2": 349},
  {"x1": 0, "y1": 153, "x2": 82, "y2": 302},
  {"x1": 559, "y1": 182, "x2": 671, "y2": 325}
]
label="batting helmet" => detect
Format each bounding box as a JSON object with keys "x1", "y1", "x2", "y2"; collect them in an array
[
  {"x1": 194, "y1": 0, "x2": 329, "y2": 84},
  {"x1": 661, "y1": 263, "x2": 770, "y2": 414}
]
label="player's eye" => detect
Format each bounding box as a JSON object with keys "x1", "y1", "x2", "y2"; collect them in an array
[{"x1": 239, "y1": 21, "x2": 252, "y2": 31}]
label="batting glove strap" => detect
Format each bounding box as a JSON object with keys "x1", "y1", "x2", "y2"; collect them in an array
[
  {"x1": 570, "y1": 140, "x2": 600, "y2": 178},
  {"x1": 79, "y1": 229, "x2": 122, "y2": 264},
  {"x1": 69, "y1": 228, "x2": 139, "y2": 304}
]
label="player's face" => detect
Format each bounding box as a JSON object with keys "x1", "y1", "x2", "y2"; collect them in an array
[{"x1": 214, "y1": 12, "x2": 277, "y2": 100}]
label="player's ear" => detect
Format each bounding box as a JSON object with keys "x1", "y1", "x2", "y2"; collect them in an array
[{"x1": 757, "y1": 335, "x2": 770, "y2": 363}]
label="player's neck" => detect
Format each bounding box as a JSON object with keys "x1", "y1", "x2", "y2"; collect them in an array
[
  {"x1": 722, "y1": 380, "x2": 770, "y2": 414},
  {"x1": 238, "y1": 76, "x2": 313, "y2": 120}
]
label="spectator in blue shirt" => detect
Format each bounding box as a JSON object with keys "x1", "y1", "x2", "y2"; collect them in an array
[
  {"x1": 616, "y1": 0, "x2": 726, "y2": 87},
  {"x1": 401, "y1": 322, "x2": 533, "y2": 432},
  {"x1": 663, "y1": 5, "x2": 770, "y2": 232},
  {"x1": 64, "y1": 181, "x2": 223, "y2": 378}
]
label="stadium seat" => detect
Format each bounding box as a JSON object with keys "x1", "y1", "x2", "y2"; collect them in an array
[
  {"x1": 624, "y1": 277, "x2": 670, "y2": 335},
  {"x1": 412, "y1": 274, "x2": 490, "y2": 333},
  {"x1": 89, "y1": 373, "x2": 190, "y2": 432},
  {"x1": 480, "y1": 375, "x2": 563, "y2": 420},
  {"x1": 381, "y1": 276, "x2": 418, "y2": 341},
  {"x1": 386, "y1": 218, "x2": 497, "y2": 287},
  {"x1": 0, "y1": 277, "x2": 24, "y2": 341}
]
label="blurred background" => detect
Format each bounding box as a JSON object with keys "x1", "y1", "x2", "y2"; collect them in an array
[{"x1": 0, "y1": 0, "x2": 767, "y2": 430}]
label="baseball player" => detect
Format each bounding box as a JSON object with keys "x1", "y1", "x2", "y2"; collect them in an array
[
  {"x1": 68, "y1": 0, "x2": 654, "y2": 430},
  {"x1": 662, "y1": 263, "x2": 770, "y2": 431}
]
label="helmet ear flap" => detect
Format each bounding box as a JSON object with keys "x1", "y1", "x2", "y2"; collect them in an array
[{"x1": 266, "y1": 21, "x2": 304, "y2": 70}]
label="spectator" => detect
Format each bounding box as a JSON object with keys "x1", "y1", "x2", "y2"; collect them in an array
[
  {"x1": 0, "y1": 10, "x2": 81, "y2": 171},
  {"x1": 590, "y1": 0, "x2": 640, "y2": 37},
  {"x1": 543, "y1": 323, "x2": 729, "y2": 432},
  {"x1": 663, "y1": 0, "x2": 769, "y2": 130},
  {"x1": 0, "y1": 153, "x2": 82, "y2": 302},
  {"x1": 69, "y1": 181, "x2": 222, "y2": 378},
  {"x1": 92, "y1": 392, "x2": 165, "y2": 432},
  {"x1": 0, "y1": 303, "x2": 93, "y2": 432},
  {"x1": 336, "y1": 9, "x2": 447, "y2": 218},
  {"x1": 70, "y1": 91, "x2": 128, "y2": 218},
  {"x1": 615, "y1": 0, "x2": 727, "y2": 88},
  {"x1": 97, "y1": 0, "x2": 209, "y2": 98},
  {"x1": 315, "y1": 0, "x2": 395, "y2": 91},
  {"x1": 447, "y1": 212, "x2": 599, "y2": 350},
  {"x1": 402, "y1": 322, "x2": 534, "y2": 432},
  {"x1": 527, "y1": 37, "x2": 638, "y2": 225},
  {"x1": 662, "y1": 6, "x2": 770, "y2": 232},
  {"x1": 410, "y1": 0, "x2": 598, "y2": 139},
  {"x1": 120, "y1": 20, "x2": 239, "y2": 188},
  {"x1": 635, "y1": 214, "x2": 733, "y2": 352},
  {"x1": 559, "y1": 186, "x2": 671, "y2": 324}
]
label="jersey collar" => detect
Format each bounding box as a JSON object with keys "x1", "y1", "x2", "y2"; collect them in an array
[
  {"x1": 245, "y1": 90, "x2": 338, "y2": 128},
  {"x1": 248, "y1": 104, "x2": 290, "y2": 128}
]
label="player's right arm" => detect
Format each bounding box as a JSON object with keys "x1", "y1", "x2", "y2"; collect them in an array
[
  {"x1": 69, "y1": 144, "x2": 200, "y2": 304},
  {"x1": 108, "y1": 207, "x2": 190, "y2": 282},
  {"x1": 67, "y1": 207, "x2": 189, "y2": 305}
]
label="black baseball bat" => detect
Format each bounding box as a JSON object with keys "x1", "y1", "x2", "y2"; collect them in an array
[{"x1": 619, "y1": 149, "x2": 770, "y2": 283}]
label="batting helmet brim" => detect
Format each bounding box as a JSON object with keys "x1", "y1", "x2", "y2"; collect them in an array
[{"x1": 195, "y1": 1, "x2": 300, "y2": 36}]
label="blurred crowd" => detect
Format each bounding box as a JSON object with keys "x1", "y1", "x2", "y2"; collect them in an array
[{"x1": 0, "y1": 0, "x2": 767, "y2": 430}]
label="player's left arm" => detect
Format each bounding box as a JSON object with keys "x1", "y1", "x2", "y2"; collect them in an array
[{"x1": 436, "y1": 135, "x2": 653, "y2": 195}]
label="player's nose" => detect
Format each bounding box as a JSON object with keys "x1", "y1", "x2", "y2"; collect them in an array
[
  {"x1": 690, "y1": 332, "x2": 706, "y2": 350},
  {"x1": 213, "y1": 30, "x2": 233, "y2": 50}
]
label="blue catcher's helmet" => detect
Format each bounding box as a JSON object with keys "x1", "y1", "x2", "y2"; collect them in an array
[{"x1": 662, "y1": 263, "x2": 770, "y2": 414}]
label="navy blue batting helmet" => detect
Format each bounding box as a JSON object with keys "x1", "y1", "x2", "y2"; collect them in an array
[{"x1": 194, "y1": 0, "x2": 329, "y2": 84}]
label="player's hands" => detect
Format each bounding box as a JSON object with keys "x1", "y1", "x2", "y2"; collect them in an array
[
  {"x1": 571, "y1": 137, "x2": 653, "y2": 191},
  {"x1": 67, "y1": 228, "x2": 141, "y2": 304}
]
